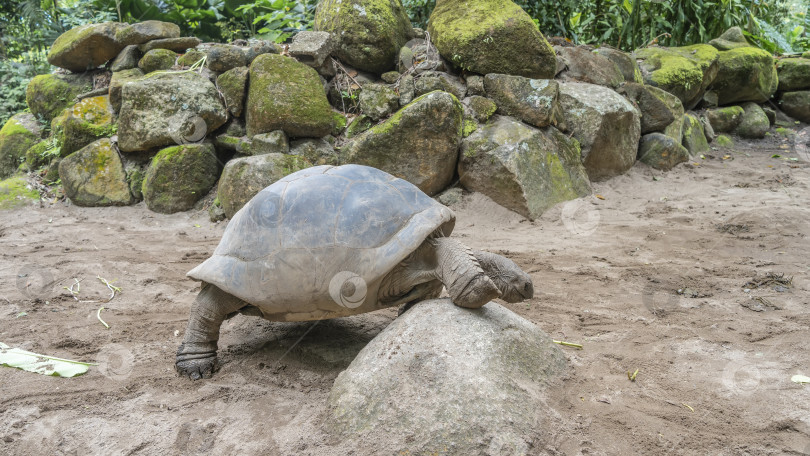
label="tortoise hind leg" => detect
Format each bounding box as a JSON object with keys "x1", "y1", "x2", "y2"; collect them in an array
[
  {"x1": 176, "y1": 283, "x2": 247, "y2": 380},
  {"x1": 431, "y1": 238, "x2": 500, "y2": 309}
]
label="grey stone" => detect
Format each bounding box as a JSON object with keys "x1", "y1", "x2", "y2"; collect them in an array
[
  {"x1": 328, "y1": 298, "x2": 567, "y2": 455},
  {"x1": 414, "y1": 71, "x2": 466, "y2": 100},
  {"x1": 555, "y1": 46, "x2": 624, "y2": 88},
  {"x1": 108, "y1": 68, "x2": 144, "y2": 113},
  {"x1": 206, "y1": 44, "x2": 248, "y2": 72},
  {"x1": 289, "y1": 138, "x2": 338, "y2": 166},
  {"x1": 734, "y1": 102, "x2": 770, "y2": 139},
  {"x1": 142, "y1": 142, "x2": 220, "y2": 213},
  {"x1": 342, "y1": 91, "x2": 463, "y2": 196},
  {"x1": 682, "y1": 113, "x2": 710, "y2": 155},
  {"x1": 638, "y1": 133, "x2": 689, "y2": 171},
  {"x1": 593, "y1": 47, "x2": 642, "y2": 83},
  {"x1": 118, "y1": 72, "x2": 228, "y2": 152},
  {"x1": 116, "y1": 20, "x2": 180, "y2": 45},
  {"x1": 138, "y1": 48, "x2": 176, "y2": 73},
  {"x1": 710, "y1": 47, "x2": 778, "y2": 105},
  {"x1": 484, "y1": 74, "x2": 562, "y2": 128},
  {"x1": 58, "y1": 138, "x2": 134, "y2": 206},
  {"x1": 706, "y1": 106, "x2": 744, "y2": 133},
  {"x1": 557, "y1": 82, "x2": 641, "y2": 180},
  {"x1": 466, "y1": 75, "x2": 485, "y2": 96},
  {"x1": 462, "y1": 96, "x2": 497, "y2": 123},
  {"x1": 459, "y1": 116, "x2": 591, "y2": 220},
  {"x1": 709, "y1": 26, "x2": 751, "y2": 51},
  {"x1": 776, "y1": 58, "x2": 810, "y2": 92},
  {"x1": 289, "y1": 31, "x2": 335, "y2": 68},
  {"x1": 251, "y1": 130, "x2": 289, "y2": 155},
  {"x1": 47, "y1": 22, "x2": 127, "y2": 71},
  {"x1": 109, "y1": 45, "x2": 141, "y2": 72},
  {"x1": 358, "y1": 83, "x2": 399, "y2": 121},
  {"x1": 217, "y1": 66, "x2": 249, "y2": 118},
  {"x1": 139, "y1": 37, "x2": 201, "y2": 53},
  {"x1": 617, "y1": 82, "x2": 676, "y2": 134}
]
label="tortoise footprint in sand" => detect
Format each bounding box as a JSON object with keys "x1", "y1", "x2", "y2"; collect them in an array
[{"x1": 176, "y1": 164, "x2": 534, "y2": 380}]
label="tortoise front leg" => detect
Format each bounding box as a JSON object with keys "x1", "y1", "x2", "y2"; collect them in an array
[
  {"x1": 176, "y1": 283, "x2": 246, "y2": 380},
  {"x1": 431, "y1": 238, "x2": 500, "y2": 309}
]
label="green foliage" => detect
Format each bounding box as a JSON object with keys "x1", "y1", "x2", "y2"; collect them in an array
[
  {"x1": 402, "y1": 0, "x2": 435, "y2": 30},
  {"x1": 236, "y1": 0, "x2": 315, "y2": 43}
]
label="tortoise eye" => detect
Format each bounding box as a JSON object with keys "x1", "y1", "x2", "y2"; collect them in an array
[{"x1": 524, "y1": 283, "x2": 531, "y2": 293}]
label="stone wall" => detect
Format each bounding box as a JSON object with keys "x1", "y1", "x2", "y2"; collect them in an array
[{"x1": 1, "y1": 1, "x2": 806, "y2": 219}]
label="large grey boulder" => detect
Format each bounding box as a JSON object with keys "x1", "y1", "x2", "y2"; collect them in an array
[
  {"x1": 342, "y1": 91, "x2": 463, "y2": 196},
  {"x1": 313, "y1": 0, "x2": 414, "y2": 73},
  {"x1": 108, "y1": 68, "x2": 144, "y2": 113},
  {"x1": 734, "y1": 102, "x2": 770, "y2": 139},
  {"x1": 633, "y1": 44, "x2": 719, "y2": 110},
  {"x1": 708, "y1": 26, "x2": 751, "y2": 51},
  {"x1": 246, "y1": 53, "x2": 343, "y2": 138},
  {"x1": 58, "y1": 139, "x2": 134, "y2": 206},
  {"x1": 118, "y1": 72, "x2": 227, "y2": 152},
  {"x1": 328, "y1": 298, "x2": 567, "y2": 454},
  {"x1": 115, "y1": 20, "x2": 180, "y2": 45},
  {"x1": 217, "y1": 153, "x2": 311, "y2": 218},
  {"x1": 459, "y1": 116, "x2": 591, "y2": 220},
  {"x1": 709, "y1": 47, "x2": 778, "y2": 105},
  {"x1": 778, "y1": 91, "x2": 810, "y2": 123},
  {"x1": 47, "y1": 22, "x2": 127, "y2": 71},
  {"x1": 483, "y1": 74, "x2": 563, "y2": 129},
  {"x1": 555, "y1": 46, "x2": 624, "y2": 88},
  {"x1": 638, "y1": 133, "x2": 689, "y2": 171},
  {"x1": 25, "y1": 73, "x2": 94, "y2": 122},
  {"x1": 706, "y1": 106, "x2": 744, "y2": 133},
  {"x1": 427, "y1": 0, "x2": 556, "y2": 78},
  {"x1": 141, "y1": 143, "x2": 220, "y2": 214},
  {"x1": 558, "y1": 82, "x2": 641, "y2": 181},
  {"x1": 0, "y1": 113, "x2": 42, "y2": 179}
]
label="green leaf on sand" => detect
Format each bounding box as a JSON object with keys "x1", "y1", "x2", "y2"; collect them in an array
[
  {"x1": 0, "y1": 342, "x2": 95, "y2": 377},
  {"x1": 791, "y1": 374, "x2": 810, "y2": 385}
]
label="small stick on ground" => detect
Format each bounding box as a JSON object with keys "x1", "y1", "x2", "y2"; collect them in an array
[
  {"x1": 97, "y1": 276, "x2": 122, "y2": 301},
  {"x1": 97, "y1": 306, "x2": 110, "y2": 329},
  {"x1": 553, "y1": 340, "x2": 583, "y2": 349},
  {"x1": 63, "y1": 278, "x2": 82, "y2": 301}
]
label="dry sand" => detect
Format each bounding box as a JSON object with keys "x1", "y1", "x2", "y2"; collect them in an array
[{"x1": 1, "y1": 133, "x2": 809, "y2": 455}]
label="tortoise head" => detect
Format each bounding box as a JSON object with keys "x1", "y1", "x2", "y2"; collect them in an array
[{"x1": 473, "y1": 251, "x2": 534, "y2": 303}]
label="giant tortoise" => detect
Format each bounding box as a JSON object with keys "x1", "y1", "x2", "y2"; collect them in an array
[{"x1": 176, "y1": 164, "x2": 534, "y2": 379}]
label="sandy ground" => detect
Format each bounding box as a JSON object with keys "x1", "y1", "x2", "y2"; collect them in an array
[{"x1": 1, "y1": 131, "x2": 809, "y2": 455}]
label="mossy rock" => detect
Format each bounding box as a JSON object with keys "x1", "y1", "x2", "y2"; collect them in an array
[
  {"x1": 778, "y1": 90, "x2": 810, "y2": 123},
  {"x1": 217, "y1": 66, "x2": 249, "y2": 118},
  {"x1": 458, "y1": 115, "x2": 591, "y2": 220},
  {"x1": 710, "y1": 47, "x2": 777, "y2": 105},
  {"x1": 109, "y1": 68, "x2": 144, "y2": 113},
  {"x1": 251, "y1": 130, "x2": 289, "y2": 155},
  {"x1": 413, "y1": 71, "x2": 467, "y2": 100},
  {"x1": 617, "y1": 82, "x2": 675, "y2": 134},
  {"x1": 58, "y1": 138, "x2": 134, "y2": 206},
  {"x1": 314, "y1": 0, "x2": 414, "y2": 73},
  {"x1": 110, "y1": 45, "x2": 141, "y2": 72},
  {"x1": 142, "y1": 142, "x2": 219, "y2": 213},
  {"x1": 776, "y1": 58, "x2": 810, "y2": 92},
  {"x1": 206, "y1": 44, "x2": 248, "y2": 72},
  {"x1": 47, "y1": 22, "x2": 127, "y2": 71},
  {"x1": 708, "y1": 27, "x2": 751, "y2": 51},
  {"x1": 483, "y1": 74, "x2": 562, "y2": 128},
  {"x1": 23, "y1": 141, "x2": 52, "y2": 171},
  {"x1": 427, "y1": 0, "x2": 556, "y2": 78},
  {"x1": 633, "y1": 44, "x2": 719, "y2": 110},
  {"x1": 734, "y1": 102, "x2": 769, "y2": 139},
  {"x1": 463, "y1": 96, "x2": 497, "y2": 123},
  {"x1": 289, "y1": 138, "x2": 338, "y2": 166},
  {"x1": 706, "y1": 106, "x2": 744, "y2": 133},
  {"x1": 58, "y1": 95, "x2": 116, "y2": 156},
  {"x1": 0, "y1": 113, "x2": 42, "y2": 178},
  {"x1": 556, "y1": 46, "x2": 624, "y2": 88},
  {"x1": 0, "y1": 176, "x2": 39, "y2": 210},
  {"x1": 345, "y1": 115, "x2": 375, "y2": 139},
  {"x1": 681, "y1": 113, "x2": 709, "y2": 156},
  {"x1": 139, "y1": 37, "x2": 201, "y2": 53},
  {"x1": 638, "y1": 133, "x2": 689, "y2": 171},
  {"x1": 593, "y1": 47, "x2": 642, "y2": 83},
  {"x1": 217, "y1": 153, "x2": 312, "y2": 218},
  {"x1": 246, "y1": 54, "x2": 340, "y2": 138},
  {"x1": 714, "y1": 134, "x2": 734, "y2": 147},
  {"x1": 178, "y1": 49, "x2": 207, "y2": 67},
  {"x1": 358, "y1": 83, "x2": 399, "y2": 121},
  {"x1": 115, "y1": 20, "x2": 180, "y2": 45},
  {"x1": 138, "y1": 48, "x2": 177, "y2": 73},
  {"x1": 341, "y1": 91, "x2": 463, "y2": 196},
  {"x1": 118, "y1": 72, "x2": 227, "y2": 152},
  {"x1": 26, "y1": 73, "x2": 94, "y2": 122}
]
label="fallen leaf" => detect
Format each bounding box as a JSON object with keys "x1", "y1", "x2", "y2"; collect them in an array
[
  {"x1": 595, "y1": 194, "x2": 605, "y2": 200},
  {"x1": 791, "y1": 374, "x2": 810, "y2": 385},
  {"x1": 0, "y1": 342, "x2": 94, "y2": 377}
]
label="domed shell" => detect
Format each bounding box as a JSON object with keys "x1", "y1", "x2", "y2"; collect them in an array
[{"x1": 187, "y1": 165, "x2": 455, "y2": 321}]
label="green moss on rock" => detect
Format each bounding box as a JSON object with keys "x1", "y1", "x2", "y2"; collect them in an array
[
  {"x1": 710, "y1": 47, "x2": 777, "y2": 105},
  {"x1": 246, "y1": 54, "x2": 340, "y2": 138},
  {"x1": 26, "y1": 73, "x2": 94, "y2": 122},
  {"x1": 776, "y1": 58, "x2": 810, "y2": 92},
  {"x1": 58, "y1": 138, "x2": 134, "y2": 206},
  {"x1": 314, "y1": 0, "x2": 413, "y2": 73},
  {"x1": 217, "y1": 66, "x2": 249, "y2": 117},
  {"x1": 58, "y1": 95, "x2": 116, "y2": 156},
  {"x1": 0, "y1": 113, "x2": 41, "y2": 178},
  {"x1": 706, "y1": 106, "x2": 744, "y2": 133},
  {"x1": 0, "y1": 176, "x2": 39, "y2": 210},
  {"x1": 428, "y1": 0, "x2": 556, "y2": 78},
  {"x1": 138, "y1": 48, "x2": 177, "y2": 73},
  {"x1": 714, "y1": 134, "x2": 734, "y2": 147},
  {"x1": 633, "y1": 44, "x2": 718, "y2": 109},
  {"x1": 47, "y1": 22, "x2": 127, "y2": 71},
  {"x1": 142, "y1": 142, "x2": 219, "y2": 213}
]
